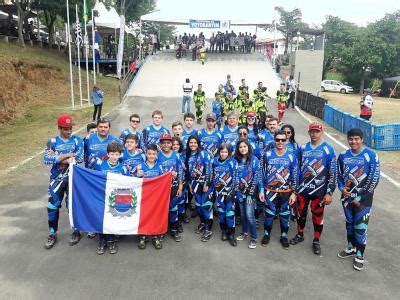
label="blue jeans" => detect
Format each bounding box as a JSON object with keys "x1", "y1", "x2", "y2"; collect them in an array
[
  {"x1": 182, "y1": 95, "x2": 191, "y2": 113},
  {"x1": 239, "y1": 197, "x2": 257, "y2": 240}
]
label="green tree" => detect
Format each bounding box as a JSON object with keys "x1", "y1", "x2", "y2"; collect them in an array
[
  {"x1": 273, "y1": 6, "x2": 303, "y2": 54},
  {"x1": 11, "y1": 0, "x2": 33, "y2": 47}
]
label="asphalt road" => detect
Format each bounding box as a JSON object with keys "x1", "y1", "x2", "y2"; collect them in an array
[{"x1": 1, "y1": 54, "x2": 399, "y2": 299}]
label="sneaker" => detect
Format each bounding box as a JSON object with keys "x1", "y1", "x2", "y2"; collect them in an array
[
  {"x1": 289, "y1": 233, "x2": 304, "y2": 245},
  {"x1": 152, "y1": 237, "x2": 163, "y2": 250},
  {"x1": 96, "y1": 242, "x2": 106, "y2": 255},
  {"x1": 353, "y1": 256, "x2": 364, "y2": 271},
  {"x1": 337, "y1": 247, "x2": 356, "y2": 258},
  {"x1": 44, "y1": 234, "x2": 57, "y2": 250},
  {"x1": 221, "y1": 231, "x2": 228, "y2": 241},
  {"x1": 182, "y1": 213, "x2": 190, "y2": 224},
  {"x1": 195, "y1": 224, "x2": 205, "y2": 234},
  {"x1": 69, "y1": 230, "x2": 81, "y2": 246},
  {"x1": 200, "y1": 230, "x2": 213, "y2": 242},
  {"x1": 177, "y1": 223, "x2": 184, "y2": 233},
  {"x1": 87, "y1": 232, "x2": 96, "y2": 239},
  {"x1": 312, "y1": 241, "x2": 321, "y2": 255},
  {"x1": 248, "y1": 239, "x2": 257, "y2": 249},
  {"x1": 108, "y1": 241, "x2": 118, "y2": 254},
  {"x1": 159, "y1": 234, "x2": 165, "y2": 242},
  {"x1": 261, "y1": 235, "x2": 270, "y2": 247},
  {"x1": 138, "y1": 236, "x2": 147, "y2": 250},
  {"x1": 228, "y1": 236, "x2": 237, "y2": 247},
  {"x1": 236, "y1": 232, "x2": 248, "y2": 241},
  {"x1": 171, "y1": 232, "x2": 183, "y2": 242},
  {"x1": 280, "y1": 237, "x2": 290, "y2": 249}
]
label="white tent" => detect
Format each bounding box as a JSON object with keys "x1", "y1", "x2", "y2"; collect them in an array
[{"x1": 87, "y1": 1, "x2": 120, "y2": 29}]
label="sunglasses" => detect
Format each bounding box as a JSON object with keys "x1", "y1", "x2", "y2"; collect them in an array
[
  {"x1": 239, "y1": 132, "x2": 248, "y2": 136},
  {"x1": 206, "y1": 119, "x2": 216, "y2": 122},
  {"x1": 247, "y1": 117, "x2": 256, "y2": 120},
  {"x1": 284, "y1": 131, "x2": 292, "y2": 134},
  {"x1": 275, "y1": 138, "x2": 287, "y2": 142},
  {"x1": 130, "y1": 120, "x2": 140, "y2": 123}
]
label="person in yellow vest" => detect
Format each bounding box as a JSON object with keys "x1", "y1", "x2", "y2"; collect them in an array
[
  {"x1": 222, "y1": 91, "x2": 239, "y2": 123},
  {"x1": 253, "y1": 87, "x2": 271, "y2": 127},
  {"x1": 276, "y1": 83, "x2": 289, "y2": 125},
  {"x1": 238, "y1": 93, "x2": 255, "y2": 124},
  {"x1": 193, "y1": 84, "x2": 206, "y2": 124}
]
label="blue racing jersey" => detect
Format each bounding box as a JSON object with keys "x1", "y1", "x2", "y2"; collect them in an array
[
  {"x1": 181, "y1": 128, "x2": 198, "y2": 150},
  {"x1": 120, "y1": 149, "x2": 145, "y2": 176},
  {"x1": 158, "y1": 151, "x2": 183, "y2": 188},
  {"x1": 231, "y1": 140, "x2": 262, "y2": 160},
  {"x1": 234, "y1": 156, "x2": 262, "y2": 199},
  {"x1": 221, "y1": 125, "x2": 238, "y2": 146},
  {"x1": 84, "y1": 133, "x2": 119, "y2": 169},
  {"x1": 247, "y1": 126, "x2": 258, "y2": 144},
  {"x1": 296, "y1": 141, "x2": 337, "y2": 198},
  {"x1": 134, "y1": 161, "x2": 164, "y2": 178},
  {"x1": 142, "y1": 124, "x2": 170, "y2": 146},
  {"x1": 258, "y1": 129, "x2": 274, "y2": 151},
  {"x1": 119, "y1": 128, "x2": 144, "y2": 151},
  {"x1": 337, "y1": 148, "x2": 380, "y2": 202},
  {"x1": 209, "y1": 157, "x2": 237, "y2": 197},
  {"x1": 212, "y1": 99, "x2": 224, "y2": 118},
  {"x1": 95, "y1": 160, "x2": 128, "y2": 175},
  {"x1": 186, "y1": 150, "x2": 210, "y2": 193},
  {"x1": 262, "y1": 148, "x2": 298, "y2": 192},
  {"x1": 44, "y1": 135, "x2": 84, "y2": 179},
  {"x1": 198, "y1": 128, "x2": 224, "y2": 157}
]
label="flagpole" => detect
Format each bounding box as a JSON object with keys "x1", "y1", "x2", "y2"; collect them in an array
[
  {"x1": 75, "y1": 4, "x2": 83, "y2": 107},
  {"x1": 66, "y1": 0, "x2": 74, "y2": 109},
  {"x1": 91, "y1": 8, "x2": 96, "y2": 85},
  {"x1": 84, "y1": 0, "x2": 90, "y2": 103}
]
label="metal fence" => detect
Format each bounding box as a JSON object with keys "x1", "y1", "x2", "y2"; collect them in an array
[
  {"x1": 324, "y1": 104, "x2": 400, "y2": 150},
  {"x1": 119, "y1": 58, "x2": 146, "y2": 101},
  {"x1": 296, "y1": 90, "x2": 327, "y2": 119}
]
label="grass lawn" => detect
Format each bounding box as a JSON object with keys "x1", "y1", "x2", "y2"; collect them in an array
[
  {"x1": 0, "y1": 42, "x2": 121, "y2": 185},
  {"x1": 321, "y1": 92, "x2": 400, "y2": 124}
]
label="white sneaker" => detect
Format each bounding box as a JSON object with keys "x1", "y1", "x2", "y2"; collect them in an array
[
  {"x1": 248, "y1": 239, "x2": 257, "y2": 249},
  {"x1": 236, "y1": 232, "x2": 248, "y2": 241}
]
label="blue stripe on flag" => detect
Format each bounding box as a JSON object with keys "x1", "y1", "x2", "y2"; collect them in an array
[{"x1": 72, "y1": 166, "x2": 106, "y2": 233}]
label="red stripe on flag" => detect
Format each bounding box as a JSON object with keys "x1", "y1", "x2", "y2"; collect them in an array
[{"x1": 138, "y1": 173, "x2": 172, "y2": 235}]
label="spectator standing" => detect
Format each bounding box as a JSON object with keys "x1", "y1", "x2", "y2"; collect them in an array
[
  {"x1": 182, "y1": 78, "x2": 193, "y2": 113},
  {"x1": 287, "y1": 76, "x2": 297, "y2": 109},
  {"x1": 92, "y1": 85, "x2": 104, "y2": 121}
]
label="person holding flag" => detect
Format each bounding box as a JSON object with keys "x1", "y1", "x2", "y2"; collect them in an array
[{"x1": 43, "y1": 114, "x2": 84, "y2": 249}]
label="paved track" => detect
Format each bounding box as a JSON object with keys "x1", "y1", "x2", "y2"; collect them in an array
[{"x1": 1, "y1": 52, "x2": 399, "y2": 299}]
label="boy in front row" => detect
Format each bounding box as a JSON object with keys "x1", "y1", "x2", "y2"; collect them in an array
[
  {"x1": 134, "y1": 144, "x2": 165, "y2": 250},
  {"x1": 95, "y1": 142, "x2": 128, "y2": 255}
]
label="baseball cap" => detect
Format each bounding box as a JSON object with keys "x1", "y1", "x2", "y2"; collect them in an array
[
  {"x1": 246, "y1": 111, "x2": 257, "y2": 118},
  {"x1": 57, "y1": 114, "x2": 74, "y2": 127},
  {"x1": 206, "y1": 113, "x2": 217, "y2": 121},
  {"x1": 308, "y1": 121, "x2": 323, "y2": 132},
  {"x1": 159, "y1": 133, "x2": 173, "y2": 141}
]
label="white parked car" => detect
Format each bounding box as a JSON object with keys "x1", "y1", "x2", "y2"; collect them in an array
[{"x1": 321, "y1": 80, "x2": 353, "y2": 94}]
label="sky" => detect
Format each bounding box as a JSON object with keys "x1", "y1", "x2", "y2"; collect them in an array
[{"x1": 154, "y1": 0, "x2": 397, "y2": 37}]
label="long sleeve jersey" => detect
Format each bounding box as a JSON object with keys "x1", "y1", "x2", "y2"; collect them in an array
[
  {"x1": 212, "y1": 99, "x2": 224, "y2": 118},
  {"x1": 119, "y1": 128, "x2": 144, "y2": 151},
  {"x1": 337, "y1": 148, "x2": 380, "y2": 200},
  {"x1": 198, "y1": 128, "x2": 224, "y2": 157},
  {"x1": 142, "y1": 125, "x2": 170, "y2": 147},
  {"x1": 193, "y1": 90, "x2": 206, "y2": 108},
  {"x1": 44, "y1": 135, "x2": 84, "y2": 179},
  {"x1": 276, "y1": 90, "x2": 289, "y2": 105},
  {"x1": 95, "y1": 160, "x2": 129, "y2": 176},
  {"x1": 84, "y1": 133, "x2": 119, "y2": 169},
  {"x1": 186, "y1": 150, "x2": 210, "y2": 193},
  {"x1": 120, "y1": 149, "x2": 145, "y2": 176},
  {"x1": 235, "y1": 156, "x2": 262, "y2": 199},
  {"x1": 158, "y1": 151, "x2": 183, "y2": 188},
  {"x1": 262, "y1": 148, "x2": 298, "y2": 192},
  {"x1": 209, "y1": 157, "x2": 237, "y2": 197},
  {"x1": 296, "y1": 141, "x2": 337, "y2": 198},
  {"x1": 258, "y1": 129, "x2": 274, "y2": 151}
]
